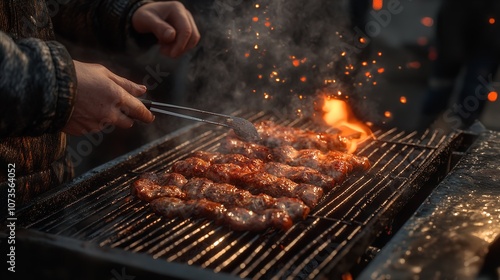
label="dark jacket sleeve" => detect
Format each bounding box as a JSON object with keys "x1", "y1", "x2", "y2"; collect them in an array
[
  {"x1": 52, "y1": 0, "x2": 155, "y2": 51},
  {"x1": 0, "y1": 31, "x2": 76, "y2": 137}
]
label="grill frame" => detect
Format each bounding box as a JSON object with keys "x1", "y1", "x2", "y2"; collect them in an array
[{"x1": 9, "y1": 111, "x2": 473, "y2": 279}]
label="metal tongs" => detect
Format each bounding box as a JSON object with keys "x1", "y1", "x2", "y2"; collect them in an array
[{"x1": 139, "y1": 98, "x2": 260, "y2": 142}]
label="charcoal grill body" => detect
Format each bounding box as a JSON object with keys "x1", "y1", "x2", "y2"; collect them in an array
[{"x1": 2, "y1": 112, "x2": 497, "y2": 279}]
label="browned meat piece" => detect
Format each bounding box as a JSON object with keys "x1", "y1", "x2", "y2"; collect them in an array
[
  {"x1": 131, "y1": 173, "x2": 186, "y2": 202},
  {"x1": 133, "y1": 173, "x2": 310, "y2": 221},
  {"x1": 255, "y1": 120, "x2": 350, "y2": 152},
  {"x1": 263, "y1": 162, "x2": 336, "y2": 190},
  {"x1": 161, "y1": 172, "x2": 189, "y2": 187},
  {"x1": 193, "y1": 151, "x2": 264, "y2": 172},
  {"x1": 324, "y1": 150, "x2": 371, "y2": 171},
  {"x1": 150, "y1": 197, "x2": 293, "y2": 231},
  {"x1": 225, "y1": 208, "x2": 293, "y2": 231},
  {"x1": 151, "y1": 197, "x2": 226, "y2": 221},
  {"x1": 172, "y1": 157, "x2": 210, "y2": 177},
  {"x1": 191, "y1": 150, "x2": 220, "y2": 162},
  {"x1": 204, "y1": 163, "x2": 246, "y2": 185},
  {"x1": 224, "y1": 137, "x2": 273, "y2": 161},
  {"x1": 273, "y1": 146, "x2": 351, "y2": 181}
]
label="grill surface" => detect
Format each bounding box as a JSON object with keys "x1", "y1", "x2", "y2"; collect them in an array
[{"x1": 12, "y1": 111, "x2": 468, "y2": 279}]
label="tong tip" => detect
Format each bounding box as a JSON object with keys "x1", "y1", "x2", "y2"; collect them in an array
[{"x1": 228, "y1": 117, "x2": 261, "y2": 142}]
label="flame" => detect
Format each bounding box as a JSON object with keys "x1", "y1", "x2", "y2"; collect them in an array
[{"x1": 322, "y1": 97, "x2": 374, "y2": 153}]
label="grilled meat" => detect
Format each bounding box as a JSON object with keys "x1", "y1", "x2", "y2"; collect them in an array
[
  {"x1": 263, "y1": 162, "x2": 336, "y2": 190},
  {"x1": 131, "y1": 172, "x2": 187, "y2": 202},
  {"x1": 192, "y1": 151, "x2": 337, "y2": 190},
  {"x1": 173, "y1": 157, "x2": 323, "y2": 208},
  {"x1": 224, "y1": 137, "x2": 370, "y2": 179},
  {"x1": 132, "y1": 121, "x2": 372, "y2": 232},
  {"x1": 192, "y1": 151, "x2": 264, "y2": 172},
  {"x1": 171, "y1": 157, "x2": 210, "y2": 178},
  {"x1": 150, "y1": 197, "x2": 294, "y2": 231},
  {"x1": 132, "y1": 173, "x2": 310, "y2": 221},
  {"x1": 255, "y1": 120, "x2": 350, "y2": 151}
]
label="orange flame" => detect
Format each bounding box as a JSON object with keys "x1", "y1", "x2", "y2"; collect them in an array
[{"x1": 322, "y1": 97, "x2": 374, "y2": 153}]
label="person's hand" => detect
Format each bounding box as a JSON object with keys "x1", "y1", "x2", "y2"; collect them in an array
[
  {"x1": 63, "y1": 61, "x2": 154, "y2": 136},
  {"x1": 131, "y1": 1, "x2": 200, "y2": 57}
]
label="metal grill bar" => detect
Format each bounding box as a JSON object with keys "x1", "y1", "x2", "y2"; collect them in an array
[
  {"x1": 239, "y1": 128, "x2": 443, "y2": 278},
  {"x1": 16, "y1": 111, "x2": 463, "y2": 279}
]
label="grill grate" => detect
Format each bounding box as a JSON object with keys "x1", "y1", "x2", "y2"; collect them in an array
[{"x1": 16, "y1": 111, "x2": 464, "y2": 279}]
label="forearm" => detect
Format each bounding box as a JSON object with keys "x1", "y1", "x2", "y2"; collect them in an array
[{"x1": 0, "y1": 31, "x2": 76, "y2": 137}]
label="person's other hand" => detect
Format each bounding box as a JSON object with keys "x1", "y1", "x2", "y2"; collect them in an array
[
  {"x1": 63, "y1": 61, "x2": 154, "y2": 136},
  {"x1": 131, "y1": 1, "x2": 200, "y2": 57}
]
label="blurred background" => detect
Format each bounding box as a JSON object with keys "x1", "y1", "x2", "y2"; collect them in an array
[{"x1": 63, "y1": 0, "x2": 500, "y2": 176}]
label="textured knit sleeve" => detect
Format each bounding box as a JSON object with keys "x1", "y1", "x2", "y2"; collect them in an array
[
  {"x1": 0, "y1": 31, "x2": 76, "y2": 137},
  {"x1": 52, "y1": 0, "x2": 155, "y2": 51}
]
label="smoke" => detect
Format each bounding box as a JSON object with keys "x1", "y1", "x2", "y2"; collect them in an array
[{"x1": 187, "y1": 0, "x2": 376, "y2": 120}]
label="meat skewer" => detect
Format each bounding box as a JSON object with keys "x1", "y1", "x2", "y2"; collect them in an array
[
  {"x1": 150, "y1": 197, "x2": 294, "y2": 231},
  {"x1": 192, "y1": 151, "x2": 337, "y2": 190},
  {"x1": 224, "y1": 137, "x2": 370, "y2": 179},
  {"x1": 132, "y1": 172, "x2": 310, "y2": 221},
  {"x1": 263, "y1": 162, "x2": 336, "y2": 191},
  {"x1": 254, "y1": 120, "x2": 351, "y2": 152},
  {"x1": 172, "y1": 158, "x2": 324, "y2": 208}
]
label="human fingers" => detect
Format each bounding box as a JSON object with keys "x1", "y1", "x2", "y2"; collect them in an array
[
  {"x1": 132, "y1": 4, "x2": 176, "y2": 45},
  {"x1": 167, "y1": 8, "x2": 194, "y2": 57},
  {"x1": 113, "y1": 109, "x2": 136, "y2": 129},
  {"x1": 108, "y1": 73, "x2": 147, "y2": 97},
  {"x1": 107, "y1": 72, "x2": 154, "y2": 122},
  {"x1": 184, "y1": 10, "x2": 200, "y2": 50},
  {"x1": 160, "y1": 10, "x2": 199, "y2": 56},
  {"x1": 118, "y1": 93, "x2": 155, "y2": 124}
]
